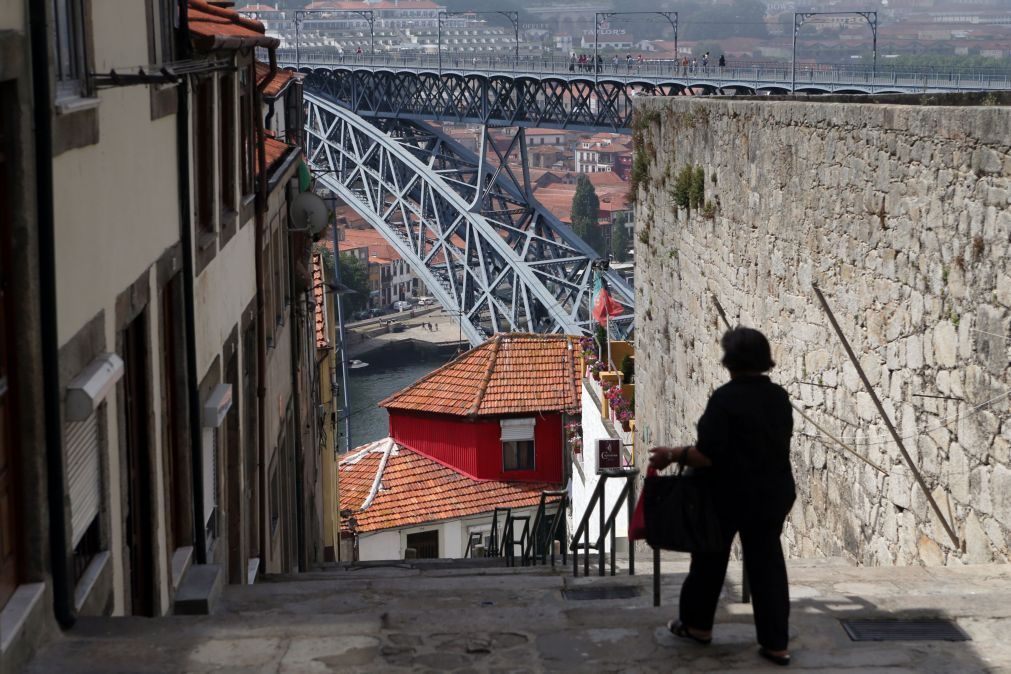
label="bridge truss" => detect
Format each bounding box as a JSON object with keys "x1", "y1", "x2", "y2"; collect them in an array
[{"x1": 305, "y1": 91, "x2": 634, "y2": 346}]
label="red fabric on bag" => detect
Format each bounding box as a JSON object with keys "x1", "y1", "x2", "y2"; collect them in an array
[{"x1": 628, "y1": 466, "x2": 656, "y2": 541}]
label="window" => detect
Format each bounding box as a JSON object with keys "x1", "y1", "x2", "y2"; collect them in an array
[
  {"x1": 147, "y1": 0, "x2": 176, "y2": 65},
  {"x1": 193, "y1": 77, "x2": 216, "y2": 238},
  {"x1": 405, "y1": 530, "x2": 439, "y2": 559},
  {"x1": 53, "y1": 0, "x2": 89, "y2": 100},
  {"x1": 503, "y1": 440, "x2": 534, "y2": 472},
  {"x1": 239, "y1": 65, "x2": 255, "y2": 197},
  {"x1": 501, "y1": 418, "x2": 536, "y2": 472},
  {"x1": 219, "y1": 74, "x2": 236, "y2": 215},
  {"x1": 269, "y1": 457, "x2": 280, "y2": 537}
]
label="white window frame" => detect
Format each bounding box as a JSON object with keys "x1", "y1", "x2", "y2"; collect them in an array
[
  {"x1": 500, "y1": 418, "x2": 536, "y2": 472},
  {"x1": 53, "y1": 0, "x2": 89, "y2": 102}
]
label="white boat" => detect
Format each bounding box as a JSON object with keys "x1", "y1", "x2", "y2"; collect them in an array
[{"x1": 348, "y1": 359, "x2": 369, "y2": 369}]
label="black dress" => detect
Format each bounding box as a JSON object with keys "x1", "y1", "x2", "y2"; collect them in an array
[{"x1": 678, "y1": 375, "x2": 796, "y2": 652}]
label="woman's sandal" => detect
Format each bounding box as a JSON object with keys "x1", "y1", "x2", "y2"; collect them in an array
[
  {"x1": 758, "y1": 647, "x2": 791, "y2": 667},
  {"x1": 666, "y1": 619, "x2": 712, "y2": 645}
]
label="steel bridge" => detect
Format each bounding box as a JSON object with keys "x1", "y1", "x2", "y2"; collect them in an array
[
  {"x1": 292, "y1": 54, "x2": 1011, "y2": 131},
  {"x1": 297, "y1": 55, "x2": 1007, "y2": 344}
]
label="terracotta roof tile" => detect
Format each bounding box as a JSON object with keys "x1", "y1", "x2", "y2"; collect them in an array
[
  {"x1": 260, "y1": 135, "x2": 297, "y2": 178},
  {"x1": 255, "y1": 61, "x2": 297, "y2": 98},
  {"x1": 339, "y1": 439, "x2": 560, "y2": 533},
  {"x1": 188, "y1": 0, "x2": 279, "y2": 50},
  {"x1": 379, "y1": 334, "x2": 580, "y2": 417}
]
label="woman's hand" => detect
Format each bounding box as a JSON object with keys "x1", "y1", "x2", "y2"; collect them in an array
[{"x1": 648, "y1": 446, "x2": 681, "y2": 471}]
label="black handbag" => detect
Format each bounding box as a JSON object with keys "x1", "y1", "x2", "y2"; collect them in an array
[{"x1": 643, "y1": 460, "x2": 724, "y2": 554}]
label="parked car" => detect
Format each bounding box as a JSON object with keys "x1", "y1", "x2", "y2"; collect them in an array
[
  {"x1": 393, "y1": 300, "x2": 412, "y2": 312},
  {"x1": 416, "y1": 296, "x2": 435, "y2": 306}
]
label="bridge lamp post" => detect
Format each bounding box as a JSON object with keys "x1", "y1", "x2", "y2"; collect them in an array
[
  {"x1": 792, "y1": 11, "x2": 877, "y2": 93},
  {"x1": 438, "y1": 10, "x2": 520, "y2": 73},
  {"x1": 294, "y1": 8, "x2": 376, "y2": 69},
  {"x1": 594, "y1": 12, "x2": 678, "y2": 82}
]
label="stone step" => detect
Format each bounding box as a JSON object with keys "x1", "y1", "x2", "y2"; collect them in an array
[{"x1": 173, "y1": 563, "x2": 224, "y2": 616}]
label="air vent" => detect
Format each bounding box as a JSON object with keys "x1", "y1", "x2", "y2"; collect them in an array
[
  {"x1": 841, "y1": 619, "x2": 970, "y2": 642},
  {"x1": 562, "y1": 585, "x2": 641, "y2": 601}
]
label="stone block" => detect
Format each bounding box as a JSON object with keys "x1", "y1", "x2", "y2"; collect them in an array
[
  {"x1": 932, "y1": 322, "x2": 958, "y2": 367},
  {"x1": 917, "y1": 534, "x2": 945, "y2": 566},
  {"x1": 962, "y1": 512, "x2": 993, "y2": 564},
  {"x1": 992, "y1": 464, "x2": 1011, "y2": 528}
]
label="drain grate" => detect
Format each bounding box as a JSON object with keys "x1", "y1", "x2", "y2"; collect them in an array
[
  {"x1": 562, "y1": 585, "x2": 641, "y2": 601},
  {"x1": 841, "y1": 619, "x2": 970, "y2": 642}
]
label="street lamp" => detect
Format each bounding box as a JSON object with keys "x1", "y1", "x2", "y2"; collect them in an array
[
  {"x1": 594, "y1": 12, "x2": 678, "y2": 81},
  {"x1": 792, "y1": 11, "x2": 877, "y2": 93},
  {"x1": 294, "y1": 8, "x2": 376, "y2": 70},
  {"x1": 438, "y1": 10, "x2": 520, "y2": 73}
]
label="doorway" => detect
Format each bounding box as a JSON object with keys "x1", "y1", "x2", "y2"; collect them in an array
[
  {"x1": 0, "y1": 122, "x2": 19, "y2": 608},
  {"x1": 406, "y1": 530, "x2": 439, "y2": 559},
  {"x1": 225, "y1": 348, "x2": 242, "y2": 584},
  {"x1": 123, "y1": 312, "x2": 155, "y2": 616}
]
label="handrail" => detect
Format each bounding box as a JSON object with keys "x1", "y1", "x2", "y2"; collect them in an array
[
  {"x1": 487, "y1": 507, "x2": 511, "y2": 558},
  {"x1": 463, "y1": 531, "x2": 483, "y2": 559},
  {"x1": 570, "y1": 467, "x2": 638, "y2": 578},
  {"x1": 522, "y1": 489, "x2": 568, "y2": 567}
]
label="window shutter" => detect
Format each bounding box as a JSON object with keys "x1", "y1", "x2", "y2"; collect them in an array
[
  {"x1": 500, "y1": 418, "x2": 536, "y2": 442},
  {"x1": 202, "y1": 428, "x2": 218, "y2": 527},
  {"x1": 66, "y1": 414, "x2": 101, "y2": 546}
]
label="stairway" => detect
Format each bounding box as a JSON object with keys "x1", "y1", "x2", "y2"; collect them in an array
[{"x1": 25, "y1": 554, "x2": 1011, "y2": 673}]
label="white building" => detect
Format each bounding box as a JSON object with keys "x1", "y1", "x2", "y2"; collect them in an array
[{"x1": 340, "y1": 440, "x2": 555, "y2": 561}]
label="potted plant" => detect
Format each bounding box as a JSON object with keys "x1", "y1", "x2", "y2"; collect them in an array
[{"x1": 588, "y1": 358, "x2": 605, "y2": 381}]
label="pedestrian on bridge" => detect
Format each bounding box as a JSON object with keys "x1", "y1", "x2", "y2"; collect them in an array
[
  {"x1": 719, "y1": 54, "x2": 726, "y2": 69},
  {"x1": 569, "y1": 52, "x2": 576, "y2": 72},
  {"x1": 612, "y1": 54, "x2": 619, "y2": 71},
  {"x1": 648, "y1": 327, "x2": 795, "y2": 668}
]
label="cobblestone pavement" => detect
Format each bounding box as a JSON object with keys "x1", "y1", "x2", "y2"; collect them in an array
[{"x1": 26, "y1": 555, "x2": 1011, "y2": 673}]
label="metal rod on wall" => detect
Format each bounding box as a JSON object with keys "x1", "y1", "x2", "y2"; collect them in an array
[{"x1": 812, "y1": 283, "x2": 959, "y2": 549}]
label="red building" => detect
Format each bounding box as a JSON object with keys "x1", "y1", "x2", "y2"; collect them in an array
[{"x1": 380, "y1": 333, "x2": 581, "y2": 484}]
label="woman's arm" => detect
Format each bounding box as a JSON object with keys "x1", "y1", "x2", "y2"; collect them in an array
[{"x1": 647, "y1": 445, "x2": 713, "y2": 471}]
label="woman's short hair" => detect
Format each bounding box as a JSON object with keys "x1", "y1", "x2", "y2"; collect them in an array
[{"x1": 720, "y1": 327, "x2": 775, "y2": 373}]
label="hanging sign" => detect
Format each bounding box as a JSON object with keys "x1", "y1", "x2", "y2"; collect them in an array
[{"x1": 597, "y1": 438, "x2": 621, "y2": 472}]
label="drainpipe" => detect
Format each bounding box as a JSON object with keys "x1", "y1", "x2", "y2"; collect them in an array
[
  {"x1": 255, "y1": 53, "x2": 271, "y2": 574},
  {"x1": 174, "y1": 4, "x2": 207, "y2": 567},
  {"x1": 178, "y1": 20, "x2": 207, "y2": 570},
  {"x1": 286, "y1": 194, "x2": 307, "y2": 573},
  {"x1": 30, "y1": 0, "x2": 75, "y2": 630}
]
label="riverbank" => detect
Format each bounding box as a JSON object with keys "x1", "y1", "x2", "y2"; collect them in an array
[{"x1": 345, "y1": 307, "x2": 469, "y2": 359}]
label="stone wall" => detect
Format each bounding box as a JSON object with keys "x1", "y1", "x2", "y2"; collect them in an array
[{"x1": 632, "y1": 95, "x2": 1011, "y2": 566}]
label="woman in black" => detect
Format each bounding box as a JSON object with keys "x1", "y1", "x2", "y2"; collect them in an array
[{"x1": 649, "y1": 327, "x2": 795, "y2": 667}]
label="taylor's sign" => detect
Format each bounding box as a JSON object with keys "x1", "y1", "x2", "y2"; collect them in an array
[{"x1": 597, "y1": 438, "x2": 621, "y2": 472}]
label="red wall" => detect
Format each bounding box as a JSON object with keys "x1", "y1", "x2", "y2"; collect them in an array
[{"x1": 388, "y1": 411, "x2": 563, "y2": 483}]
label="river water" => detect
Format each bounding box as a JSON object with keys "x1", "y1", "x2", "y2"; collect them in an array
[{"x1": 345, "y1": 341, "x2": 458, "y2": 450}]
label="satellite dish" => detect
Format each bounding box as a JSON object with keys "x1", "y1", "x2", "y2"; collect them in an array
[{"x1": 288, "y1": 192, "x2": 329, "y2": 236}]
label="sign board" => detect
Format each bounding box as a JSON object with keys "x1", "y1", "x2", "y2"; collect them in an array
[{"x1": 597, "y1": 438, "x2": 622, "y2": 472}]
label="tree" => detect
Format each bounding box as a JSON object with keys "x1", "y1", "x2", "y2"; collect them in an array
[
  {"x1": 570, "y1": 174, "x2": 605, "y2": 256},
  {"x1": 611, "y1": 212, "x2": 631, "y2": 262}
]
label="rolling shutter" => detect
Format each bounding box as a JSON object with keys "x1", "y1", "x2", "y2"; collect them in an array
[
  {"x1": 500, "y1": 418, "x2": 536, "y2": 442},
  {"x1": 66, "y1": 414, "x2": 101, "y2": 546}
]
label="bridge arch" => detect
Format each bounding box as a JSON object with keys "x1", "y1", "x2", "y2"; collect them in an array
[{"x1": 304, "y1": 92, "x2": 633, "y2": 345}]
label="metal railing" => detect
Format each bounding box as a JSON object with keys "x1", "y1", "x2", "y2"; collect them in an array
[
  {"x1": 570, "y1": 467, "x2": 638, "y2": 579},
  {"x1": 480, "y1": 490, "x2": 568, "y2": 567},
  {"x1": 523, "y1": 489, "x2": 569, "y2": 567},
  {"x1": 281, "y1": 50, "x2": 1011, "y2": 91}
]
